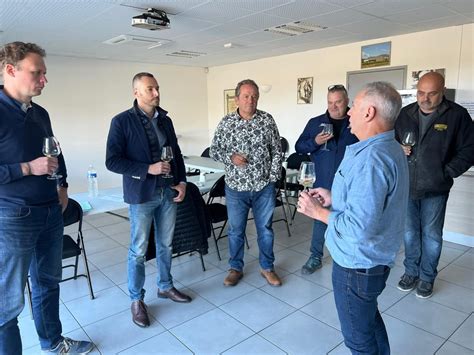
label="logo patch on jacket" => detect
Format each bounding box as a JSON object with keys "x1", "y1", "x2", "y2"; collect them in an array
[{"x1": 434, "y1": 124, "x2": 447, "y2": 131}]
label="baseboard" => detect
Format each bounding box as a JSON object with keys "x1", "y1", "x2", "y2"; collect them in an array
[{"x1": 443, "y1": 230, "x2": 474, "y2": 247}]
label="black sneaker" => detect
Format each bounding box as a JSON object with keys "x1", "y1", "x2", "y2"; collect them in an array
[
  {"x1": 416, "y1": 281, "x2": 433, "y2": 299},
  {"x1": 397, "y1": 274, "x2": 418, "y2": 291},
  {"x1": 301, "y1": 256, "x2": 322, "y2": 275}
]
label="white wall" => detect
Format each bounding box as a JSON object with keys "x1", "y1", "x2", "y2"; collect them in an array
[
  {"x1": 34, "y1": 56, "x2": 209, "y2": 193},
  {"x1": 206, "y1": 24, "x2": 474, "y2": 153}
]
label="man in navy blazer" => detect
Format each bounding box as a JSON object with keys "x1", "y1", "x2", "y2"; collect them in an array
[
  {"x1": 295, "y1": 85, "x2": 358, "y2": 274},
  {"x1": 106, "y1": 72, "x2": 191, "y2": 328}
]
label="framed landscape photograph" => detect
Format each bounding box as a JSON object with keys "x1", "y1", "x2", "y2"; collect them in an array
[
  {"x1": 297, "y1": 77, "x2": 313, "y2": 104},
  {"x1": 361, "y1": 42, "x2": 391, "y2": 69},
  {"x1": 224, "y1": 89, "x2": 237, "y2": 115}
]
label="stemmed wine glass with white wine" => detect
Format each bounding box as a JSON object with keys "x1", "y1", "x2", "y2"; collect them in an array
[
  {"x1": 161, "y1": 146, "x2": 174, "y2": 178},
  {"x1": 298, "y1": 161, "x2": 316, "y2": 190},
  {"x1": 320, "y1": 123, "x2": 333, "y2": 151},
  {"x1": 402, "y1": 131, "x2": 416, "y2": 148},
  {"x1": 42, "y1": 136, "x2": 62, "y2": 180}
]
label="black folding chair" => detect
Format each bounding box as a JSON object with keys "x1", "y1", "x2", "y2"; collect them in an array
[
  {"x1": 60, "y1": 198, "x2": 95, "y2": 298},
  {"x1": 273, "y1": 167, "x2": 292, "y2": 237},
  {"x1": 207, "y1": 175, "x2": 249, "y2": 260},
  {"x1": 26, "y1": 198, "x2": 95, "y2": 318},
  {"x1": 145, "y1": 183, "x2": 210, "y2": 271}
]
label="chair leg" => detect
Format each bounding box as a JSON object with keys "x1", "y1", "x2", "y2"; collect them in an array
[
  {"x1": 80, "y1": 235, "x2": 95, "y2": 300},
  {"x1": 280, "y1": 202, "x2": 292, "y2": 237},
  {"x1": 211, "y1": 228, "x2": 222, "y2": 261},
  {"x1": 25, "y1": 279, "x2": 33, "y2": 320},
  {"x1": 73, "y1": 255, "x2": 80, "y2": 279},
  {"x1": 199, "y1": 252, "x2": 206, "y2": 271},
  {"x1": 291, "y1": 205, "x2": 298, "y2": 224},
  {"x1": 244, "y1": 235, "x2": 250, "y2": 249}
]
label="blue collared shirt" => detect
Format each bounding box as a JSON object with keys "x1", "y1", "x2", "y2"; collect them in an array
[{"x1": 326, "y1": 130, "x2": 409, "y2": 268}]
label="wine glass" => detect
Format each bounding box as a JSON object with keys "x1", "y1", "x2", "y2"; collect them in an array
[
  {"x1": 320, "y1": 123, "x2": 333, "y2": 151},
  {"x1": 161, "y1": 146, "x2": 174, "y2": 178},
  {"x1": 402, "y1": 131, "x2": 416, "y2": 147},
  {"x1": 298, "y1": 161, "x2": 316, "y2": 190},
  {"x1": 42, "y1": 136, "x2": 62, "y2": 180},
  {"x1": 235, "y1": 141, "x2": 249, "y2": 169}
]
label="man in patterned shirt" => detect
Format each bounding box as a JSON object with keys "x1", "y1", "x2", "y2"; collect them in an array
[{"x1": 210, "y1": 79, "x2": 283, "y2": 287}]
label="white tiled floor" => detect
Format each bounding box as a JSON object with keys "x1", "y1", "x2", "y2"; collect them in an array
[{"x1": 20, "y1": 209, "x2": 474, "y2": 354}]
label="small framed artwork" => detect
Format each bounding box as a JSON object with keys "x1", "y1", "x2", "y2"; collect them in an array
[
  {"x1": 361, "y1": 42, "x2": 391, "y2": 69},
  {"x1": 410, "y1": 68, "x2": 445, "y2": 89},
  {"x1": 297, "y1": 77, "x2": 313, "y2": 104},
  {"x1": 224, "y1": 89, "x2": 237, "y2": 115}
]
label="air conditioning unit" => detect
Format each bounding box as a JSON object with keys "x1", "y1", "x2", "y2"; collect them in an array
[{"x1": 132, "y1": 8, "x2": 170, "y2": 31}]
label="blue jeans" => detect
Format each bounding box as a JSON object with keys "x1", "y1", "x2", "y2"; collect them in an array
[
  {"x1": 403, "y1": 194, "x2": 449, "y2": 283},
  {"x1": 0, "y1": 205, "x2": 64, "y2": 353},
  {"x1": 225, "y1": 183, "x2": 276, "y2": 271},
  {"x1": 128, "y1": 187, "x2": 177, "y2": 301},
  {"x1": 310, "y1": 220, "x2": 327, "y2": 259},
  {"x1": 332, "y1": 261, "x2": 390, "y2": 355}
]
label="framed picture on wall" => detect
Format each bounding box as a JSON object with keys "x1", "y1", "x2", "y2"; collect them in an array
[
  {"x1": 361, "y1": 42, "x2": 391, "y2": 69},
  {"x1": 410, "y1": 68, "x2": 445, "y2": 89},
  {"x1": 297, "y1": 77, "x2": 313, "y2": 104},
  {"x1": 224, "y1": 89, "x2": 237, "y2": 115}
]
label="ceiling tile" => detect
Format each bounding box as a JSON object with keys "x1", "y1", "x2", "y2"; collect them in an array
[
  {"x1": 442, "y1": 0, "x2": 474, "y2": 14},
  {"x1": 353, "y1": 0, "x2": 445, "y2": 17},
  {"x1": 383, "y1": 5, "x2": 458, "y2": 24},
  {"x1": 180, "y1": 1, "x2": 254, "y2": 23},
  {"x1": 263, "y1": 0, "x2": 343, "y2": 20},
  {"x1": 303, "y1": 9, "x2": 375, "y2": 27}
]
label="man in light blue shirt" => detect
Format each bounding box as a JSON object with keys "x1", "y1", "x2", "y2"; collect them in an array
[{"x1": 298, "y1": 82, "x2": 408, "y2": 355}]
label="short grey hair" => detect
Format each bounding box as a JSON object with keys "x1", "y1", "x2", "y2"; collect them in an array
[
  {"x1": 0, "y1": 42, "x2": 46, "y2": 71},
  {"x1": 362, "y1": 81, "x2": 401, "y2": 127},
  {"x1": 235, "y1": 79, "x2": 259, "y2": 97}
]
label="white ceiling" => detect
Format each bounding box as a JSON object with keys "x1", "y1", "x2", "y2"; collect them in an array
[{"x1": 1, "y1": 0, "x2": 472, "y2": 67}]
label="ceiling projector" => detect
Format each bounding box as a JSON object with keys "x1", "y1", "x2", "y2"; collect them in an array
[{"x1": 132, "y1": 8, "x2": 170, "y2": 30}]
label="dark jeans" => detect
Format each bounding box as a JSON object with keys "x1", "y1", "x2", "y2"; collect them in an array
[
  {"x1": 332, "y1": 261, "x2": 390, "y2": 355},
  {"x1": 310, "y1": 220, "x2": 327, "y2": 259},
  {"x1": 225, "y1": 183, "x2": 276, "y2": 271},
  {"x1": 403, "y1": 194, "x2": 449, "y2": 283},
  {"x1": 0, "y1": 205, "x2": 64, "y2": 354}
]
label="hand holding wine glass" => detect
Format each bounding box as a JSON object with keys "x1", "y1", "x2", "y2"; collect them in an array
[
  {"x1": 319, "y1": 123, "x2": 333, "y2": 151},
  {"x1": 298, "y1": 161, "x2": 316, "y2": 190},
  {"x1": 401, "y1": 131, "x2": 416, "y2": 157},
  {"x1": 42, "y1": 136, "x2": 62, "y2": 179},
  {"x1": 161, "y1": 146, "x2": 174, "y2": 178}
]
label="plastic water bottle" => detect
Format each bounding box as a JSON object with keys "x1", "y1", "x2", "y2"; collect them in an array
[
  {"x1": 199, "y1": 172, "x2": 207, "y2": 185},
  {"x1": 87, "y1": 165, "x2": 99, "y2": 198}
]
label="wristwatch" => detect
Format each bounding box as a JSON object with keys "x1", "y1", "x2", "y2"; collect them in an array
[{"x1": 59, "y1": 181, "x2": 69, "y2": 188}]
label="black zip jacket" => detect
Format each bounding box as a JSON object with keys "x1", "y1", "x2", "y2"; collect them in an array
[{"x1": 395, "y1": 98, "x2": 474, "y2": 200}]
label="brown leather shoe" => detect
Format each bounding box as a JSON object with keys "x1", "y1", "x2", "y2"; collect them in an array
[
  {"x1": 131, "y1": 300, "x2": 150, "y2": 327},
  {"x1": 157, "y1": 287, "x2": 192, "y2": 303},
  {"x1": 261, "y1": 269, "x2": 282, "y2": 287},
  {"x1": 224, "y1": 269, "x2": 243, "y2": 286}
]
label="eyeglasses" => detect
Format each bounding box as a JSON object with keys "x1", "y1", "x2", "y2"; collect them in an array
[{"x1": 328, "y1": 84, "x2": 346, "y2": 92}]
